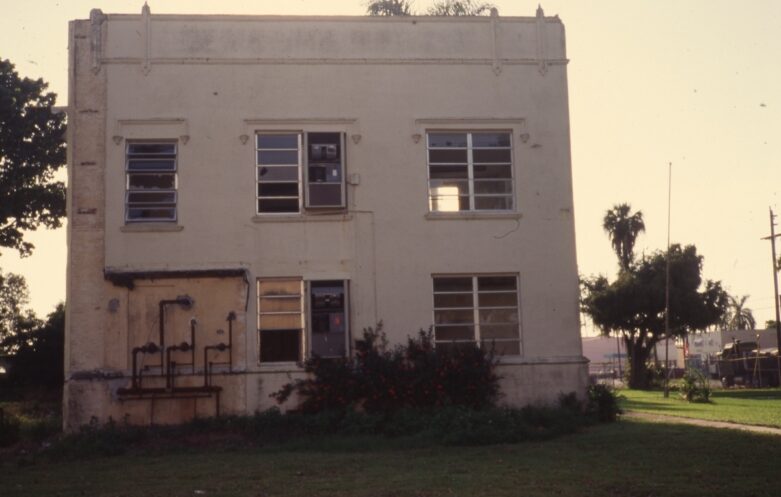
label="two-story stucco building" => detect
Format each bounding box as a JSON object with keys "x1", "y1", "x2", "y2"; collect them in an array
[{"x1": 64, "y1": 4, "x2": 586, "y2": 430}]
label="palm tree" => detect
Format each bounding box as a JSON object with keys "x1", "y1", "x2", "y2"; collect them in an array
[
  {"x1": 727, "y1": 295, "x2": 756, "y2": 330},
  {"x1": 602, "y1": 203, "x2": 646, "y2": 272}
]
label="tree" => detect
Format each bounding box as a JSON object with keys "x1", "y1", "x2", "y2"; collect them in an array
[
  {"x1": 0, "y1": 269, "x2": 40, "y2": 353},
  {"x1": 725, "y1": 294, "x2": 756, "y2": 330},
  {"x1": 1, "y1": 303, "x2": 63, "y2": 389},
  {"x1": 581, "y1": 244, "x2": 728, "y2": 389},
  {"x1": 366, "y1": 0, "x2": 413, "y2": 16},
  {"x1": 0, "y1": 58, "x2": 66, "y2": 257},
  {"x1": 427, "y1": 0, "x2": 495, "y2": 15},
  {"x1": 602, "y1": 203, "x2": 645, "y2": 272}
]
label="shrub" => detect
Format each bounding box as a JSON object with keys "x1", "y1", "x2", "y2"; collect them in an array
[
  {"x1": 272, "y1": 324, "x2": 500, "y2": 413},
  {"x1": 585, "y1": 384, "x2": 622, "y2": 422},
  {"x1": 680, "y1": 368, "x2": 711, "y2": 403},
  {"x1": 0, "y1": 408, "x2": 21, "y2": 447}
]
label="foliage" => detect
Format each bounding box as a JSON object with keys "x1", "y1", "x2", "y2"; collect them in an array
[
  {"x1": 1, "y1": 303, "x2": 64, "y2": 388},
  {"x1": 273, "y1": 324, "x2": 500, "y2": 413},
  {"x1": 602, "y1": 203, "x2": 645, "y2": 272},
  {"x1": 586, "y1": 384, "x2": 622, "y2": 422},
  {"x1": 725, "y1": 294, "x2": 756, "y2": 330},
  {"x1": 0, "y1": 269, "x2": 40, "y2": 354},
  {"x1": 582, "y1": 244, "x2": 728, "y2": 389},
  {"x1": 0, "y1": 408, "x2": 21, "y2": 447},
  {"x1": 366, "y1": 0, "x2": 413, "y2": 16},
  {"x1": 0, "y1": 58, "x2": 66, "y2": 256},
  {"x1": 427, "y1": 0, "x2": 495, "y2": 15},
  {"x1": 679, "y1": 368, "x2": 711, "y2": 403}
]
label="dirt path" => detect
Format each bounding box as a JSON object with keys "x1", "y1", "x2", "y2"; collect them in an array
[{"x1": 624, "y1": 411, "x2": 781, "y2": 436}]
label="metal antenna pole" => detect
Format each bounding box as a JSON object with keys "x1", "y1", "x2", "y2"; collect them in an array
[
  {"x1": 762, "y1": 208, "x2": 781, "y2": 387},
  {"x1": 664, "y1": 162, "x2": 672, "y2": 398}
]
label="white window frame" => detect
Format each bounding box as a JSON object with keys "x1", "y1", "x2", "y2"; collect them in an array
[
  {"x1": 432, "y1": 274, "x2": 522, "y2": 355},
  {"x1": 426, "y1": 131, "x2": 514, "y2": 213},
  {"x1": 255, "y1": 131, "x2": 347, "y2": 215},
  {"x1": 257, "y1": 277, "x2": 350, "y2": 364},
  {"x1": 124, "y1": 141, "x2": 178, "y2": 223}
]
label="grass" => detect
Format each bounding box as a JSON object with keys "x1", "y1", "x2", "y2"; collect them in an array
[
  {"x1": 619, "y1": 388, "x2": 781, "y2": 428},
  {"x1": 1, "y1": 418, "x2": 780, "y2": 497}
]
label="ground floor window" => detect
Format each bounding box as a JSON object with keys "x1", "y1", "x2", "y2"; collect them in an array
[
  {"x1": 432, "y1": 274, "x2": 520, "y2": 355},
  {"x1": 258, "y1": 278, "x2": 348, "y2": 362}
]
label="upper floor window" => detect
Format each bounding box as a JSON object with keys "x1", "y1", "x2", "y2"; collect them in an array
[
  {"x1": 427, "y1": 132, "x2": 513, "y2": 212},
  {"x1": 125, "y1": 142, "x2": 177, "y2": 222},
  {"x1": 256, "y1": 132, "x2": 346, "y2": 214}
]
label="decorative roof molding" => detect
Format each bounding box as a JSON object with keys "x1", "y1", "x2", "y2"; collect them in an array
[
  {"x1": 89, "y1": 9, "x2": 106, "y2": 74},
  {"x1": 535, "y1": 5, "x2": 548, "y2": 76}
]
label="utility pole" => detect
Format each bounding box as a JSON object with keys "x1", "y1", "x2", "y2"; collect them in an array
[
  {"x1": 664, "y1": 162, "x2": 672, "y2": 398},
  {"x1": 761, "y1": 207, "x2": 781, "y2": 387}
]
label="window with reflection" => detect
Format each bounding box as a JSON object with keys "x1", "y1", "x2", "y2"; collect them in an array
[{"x1": 427, "y1": 132, "x2": 513, "y2": 212}]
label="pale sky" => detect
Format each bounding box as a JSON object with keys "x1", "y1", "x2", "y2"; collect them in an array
[{"x1": 1, "y1": 0, "x2": 780, "y2": 331}]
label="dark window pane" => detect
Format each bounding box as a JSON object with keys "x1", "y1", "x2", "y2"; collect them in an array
[
  {"x1": 257, "y1": 134, "x2": 299, "y2": 149},
  {"x1": 473, "y1": 165, "x2": 512, "y2": 179},
  {"x1": 127, "y1": 159, "x2": 176, "y2": 171},
  {"x1": 258, "y1": 166, "x2": 299, "y2": 181},
  {"x1": 434, "y1": 292, "x2": 473, "y2": 308},
  {"x1": 127, "y1": 191, "x2": 176, "y2": 203},
  {"x1": 478, "y1": 292, "x2": 518, "y2": 307},
  {"x1": 428, "y1": 133, "x2": 467, "y2": 148},
  {"x1": 472, "y1": 133, "x2": 511, "y2": 148},
  {"x1": 429, "y1": 149, "x2": 468, "y2": 164},
  {"x1": 474, "y1": 196, "x2": 513, "y2": 210},
  {"x1": 479, "y1": 309, "x2": 518, "y2": 324},
  {"x1": 435, "y1": 325, "x2": 474, "y2": 341},
  {"x1": 127, "y1": 207, "x2": 176, "y2": 220},
  {"x1": 260, "y1": 329, "x2": 300, "y2": 362},
  {"x1": 474, "y1": 180, "x2": 513, "y2": 194},
  {"x1": 435, "y1": 309, "x2": 474, "y2": 325},
  {"x1": 308, "y1": 184, "x2": 343, "y2": 207},
  {"x1": 482, "y1": 340, "x2": 520, "y2": 355},
  {"x1": 473, "y1": 149, "x2": 512, "y2": 163},
  {"x1": 258, "y1": 182, "x2": 299, "y2": 197},
  {"x1": 258, "y1": 150, "x2": 299, "y2": 165},
  {"x1": 128, "y1": 173, "x2": 176, "y2": 189},
  {"x1": 481, "y1": 325, "x2": 519, "y2": 340},
  {"x1": 434, "y1": 277, "x2": 473, "y2": 292},
  {"x1": 127, "y1": 143, "x2": 176, "y2": 155},
  {"x1": 478, "y1": 276, "x2": 517, "y2": 291},
  {"x1": 429, "y1": 165, "x2": 468, "y2": 179},
  {"x1": 258, "y1": 198, "x2": 299, "y2": 213}
]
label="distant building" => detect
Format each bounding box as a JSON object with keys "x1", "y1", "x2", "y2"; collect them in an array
[{"x1": 64, "y1": 6, "x2": 586, "y2": 429}]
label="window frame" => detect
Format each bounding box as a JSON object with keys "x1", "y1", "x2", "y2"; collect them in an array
[
  {"x1": 124, "y1": 141, "x2": 178, "y2": 223},
  {"x1": 257, "y1": 277, "x2": 350, "y2": 364},
  {"x1": 432, "y1": 274, "x2": 522, "y2": 355},
  {"x1": 426, "y1": 131, "x2": 514, "y2": 213},
  {"x1": 255, "y1": 131, "x2": 347, "y2": 215}
]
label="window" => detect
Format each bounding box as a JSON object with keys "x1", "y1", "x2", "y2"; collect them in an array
[
  {"x1": 432, "y1": 275, "x2": 520, "y2": 355},
  {"x1": 256, "y1": 132, "x2": 346, "y2": 214},
  {"x1": 125, "y1": 142, "x2": 177, "y2": 222},
  {"x1": 258, "y1": 278, "x2": 304, "y2": 362},
  {"x1": 258, "y1": 278, "x2": 349, "y2": 363},
  {"x1": 427, "y1": 132, "x2": 513, "y2": 212}
]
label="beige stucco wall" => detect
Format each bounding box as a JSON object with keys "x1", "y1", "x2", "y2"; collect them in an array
[{"x1": 65, "y1": 9, "x2": 585, "y2": 429}]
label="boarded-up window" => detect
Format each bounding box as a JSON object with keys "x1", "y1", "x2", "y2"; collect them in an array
[{"x1": 258, "y1": 278, "x2": 303, "y2": 362}]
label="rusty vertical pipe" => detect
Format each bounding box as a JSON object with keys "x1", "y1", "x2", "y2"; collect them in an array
[{"x1": 190, "y1": 318, "x2": 197, "y2": 374}]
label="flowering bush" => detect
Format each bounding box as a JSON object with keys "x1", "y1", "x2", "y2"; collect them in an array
[{"x1": 272, "y1": 324, "x2": 501, "y2": 413}]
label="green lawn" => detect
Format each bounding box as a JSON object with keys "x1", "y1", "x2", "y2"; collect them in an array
[
  {"x1": 2, "y1": 419, "x2": 781, "y2": 497},
  {"x1": 620, "y1": 388, "x2": 781, "y2": 428}
]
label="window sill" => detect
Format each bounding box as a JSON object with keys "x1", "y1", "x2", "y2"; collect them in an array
[
  {"x1": 252, "y1": 213, "x2": 353, "y2": 223},
  {"x1": 257, "y1": 362, "x2": 305, "y2": 373},
  {"x1": 121, "y1": 223, "x2": 184, "y2": 233},
  {"x1": 425, "y1": 212, "x2": 522, "y2": 221}
]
